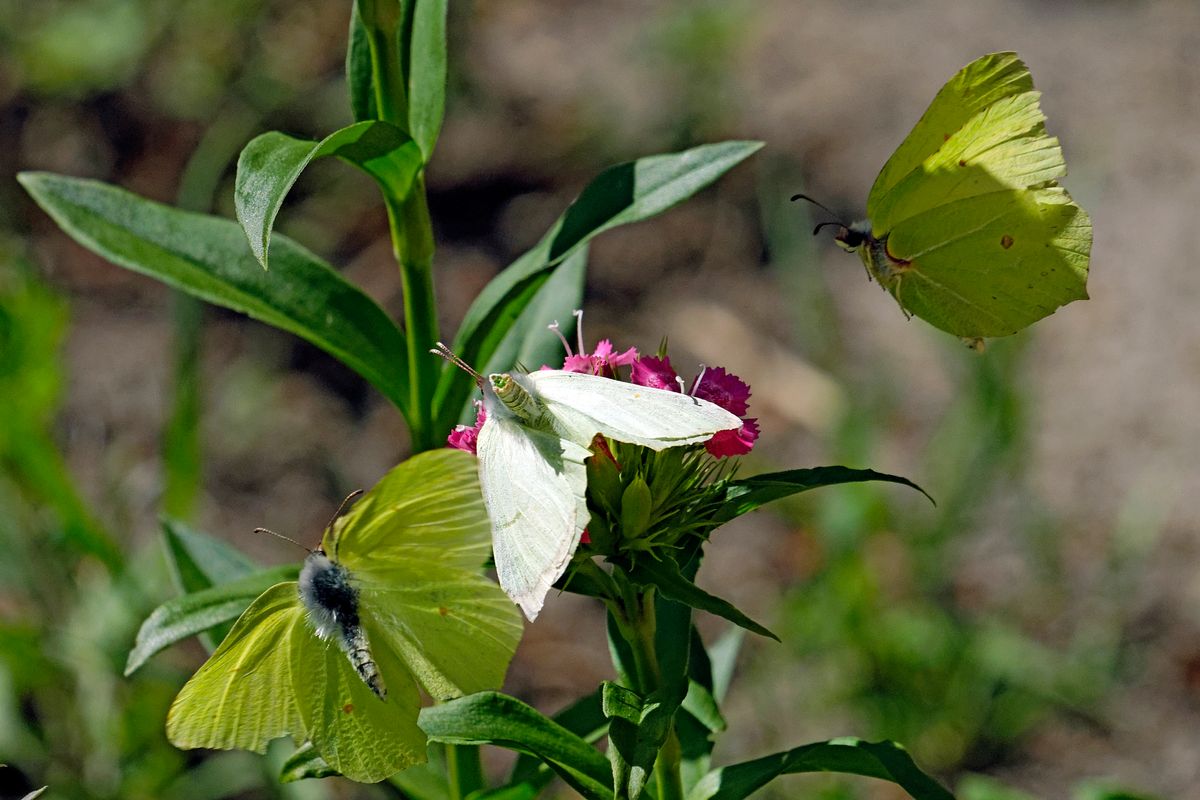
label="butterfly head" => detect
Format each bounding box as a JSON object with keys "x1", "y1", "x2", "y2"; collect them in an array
[{"x1": 832, "y1": 221, "x2": 873, "y2": 253}]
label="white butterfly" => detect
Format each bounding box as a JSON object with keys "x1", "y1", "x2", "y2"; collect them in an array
[{"x1": 437, "y1": 345, "x2": 742, "y2": 620}]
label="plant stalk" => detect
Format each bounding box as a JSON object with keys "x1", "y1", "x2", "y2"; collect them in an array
[
  {"x1": 385, "y1": 175, "x2": 439, "y2": 451},
  {"x1": 622, "y1": 586, "x2": 686, "y2": 800}
]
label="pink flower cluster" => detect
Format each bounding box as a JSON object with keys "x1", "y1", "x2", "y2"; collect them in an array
[
  {"x1": 629, "y1": 356, "x2": 759, "y2": 457},
  {"x1": 447, "y1": 329, "x2": 758, "y2": 458}
]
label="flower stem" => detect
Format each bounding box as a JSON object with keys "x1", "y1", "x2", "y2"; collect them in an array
[
  {"x1": 619, "y1": 585, "x2": 686, "y2": 800},
  {"x1": 385, "y1": 175, "x2": 439, "y2": 452}
]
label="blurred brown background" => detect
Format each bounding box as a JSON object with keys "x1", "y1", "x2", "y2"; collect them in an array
[{"x1": 4, "y1": 0, "x2": 1200, "y2": 798}]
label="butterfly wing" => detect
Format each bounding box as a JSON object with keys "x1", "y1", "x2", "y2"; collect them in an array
[
  {"x1": 477, "y1": 414, "x2": 591, "y2": 620},
  {"x1": 525, "y1": 371, "x2": 741, "y2": 450},
  {"x1": 166, "y1": 582, "x2": 305, "y2": 753},
  {"x1": 289, "y1": 615, "x2": 425, "y2": 783},
  {"x1": 883, "y1": 186, "x2": 1091, "y2": 338},
  {"x1": 870, "y1": 86, "x2": 1065, "y2": 231},
  {"x1": 332, "y1": 449, "x2": 524, "y2": 697},
  {"x1": 868, "y1": 51, "x2": 1036, "y2": 222}
]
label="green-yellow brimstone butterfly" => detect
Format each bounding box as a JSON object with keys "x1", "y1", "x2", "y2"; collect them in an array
[
  {"x1": 165, "y1": 449, "x2": 522, "y2": 783},
  {"x1": 807, "y1": 51, "x2": 1092, "y2": 343}
]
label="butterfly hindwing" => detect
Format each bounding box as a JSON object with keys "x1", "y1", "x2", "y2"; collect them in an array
[
  {"x1": 477, "y1": 414, "x2": 590, "y2": 620},
  {"x1": 884, "y1": 186, "x2": 1091, "y2": 337},
  {"x1": 332, "y1": 449, "x2": 524, "y2": 699},
  {"x1": 166, "y1": 582, "x2": 304, "y2": 753},
  {"x1": 526, "y1": 370, "x2": 741, "y2": 450},
  {"x1": 290, "y1": 615, "x2": 424, "y2": 783}
]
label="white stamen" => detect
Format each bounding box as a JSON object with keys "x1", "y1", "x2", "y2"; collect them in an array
[
  {"x1": 572, "y1": 309, "x2": 585, "y2": 354},
  {"x1": 547, "y1": 320, "x2": 573, "y2": 355},
  {"x1": 675, "y1": 375, "x2": 687, "y2": 393},
  {"x1": 691, "y1": 365, "x2": 708, "y2": 397}
]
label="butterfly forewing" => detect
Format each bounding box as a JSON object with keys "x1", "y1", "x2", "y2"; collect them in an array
[
  {"x1": 527, "y1": 371, "x2": 741, "y2": 450},
  {"x1": 477, "y1": 414, "x2": 590, "y2": 620},
  {"x1": 166, "y1": 582, "x2": 305, "y2": 753},
  {"x1": 869, "y1": 51, "x2": 1034, "y2": 215},
  {"x1": 870, "y1": 90, "x2": 1065, "y2": 231}
]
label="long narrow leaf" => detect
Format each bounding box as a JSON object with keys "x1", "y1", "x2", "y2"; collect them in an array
[
  {"x1": 436, "y1": 141, "x2": 761, "y2": 431},
  {"x1": 346, "y1": 0, "x2": 378, "y2": 122},
  {"x1": 235, "y1": 122, "x2": 422, "y2": 268},
  {"x1": 124, "y1": 565, "x2": 297, "y2": 676},
  {"x1": 718, "y1": 466, "x2": 933, "y2": 524},
  {"x1": 629, "y1": 557, "x2": 778, "y2": 642},
  {"x1": 688, "y1": 739, "x2": 954, "y2": 800},
  {"x1": 407, "y1": 0, "x2": 448, "y2": 159},
  {"x1": 19, "y1": 173, "x2": 412, "y2": 417},
  {"x1": 420, "y1": 692, "x2": 613, "y2": 800}
]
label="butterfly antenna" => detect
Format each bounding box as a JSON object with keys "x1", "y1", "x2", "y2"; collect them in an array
[
  {"x1": 431, "y1": 342, "x2": 484, "y2": 386},
  {"x1": 325, "y1": 489, "x2": 364, "y2": 535},
  {"x1": 325, "y1": 489, "x2": 364, "y2": 561},
  {"x1": 253, "y1": 527, "x2": 313, "y2": 554},
  {"x1": 791, "y1": 193, "x2": 849, "y2": 233},
  {"x1": 812, "y1": 220, "x2": 845, "y2": 236}
]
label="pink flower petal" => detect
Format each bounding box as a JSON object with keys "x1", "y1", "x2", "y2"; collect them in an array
[
  {"x1": 691, "y1": 367, "x2": 751, "y2": 416},
  {"x1": 704, "y1": 418, "x2": 759, "y2": 458},
  {"x1": 446, "y1": 403, "x2": 486, "y2": 455},
  {"x1": 630, "y1": 355, "x2": 680, "y2": 391}
]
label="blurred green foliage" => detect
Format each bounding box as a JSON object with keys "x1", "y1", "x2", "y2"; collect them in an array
[{"x1": 0, "y1": 1, "x2": 1164, "y2": 797}]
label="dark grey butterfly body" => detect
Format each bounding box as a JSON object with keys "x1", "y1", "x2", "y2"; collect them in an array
[{"x1": 298, "y1": 551, "x2": 386, "y2": 699}]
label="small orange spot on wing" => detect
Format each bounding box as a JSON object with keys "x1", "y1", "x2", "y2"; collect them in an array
[
  {"x1": 343, "y1": 704, "x2": 354, "y2": 714},
  {"x1": 438, "y1": 606, "x2": 449, "y2": 617},
  {"x1": 1000, "y1": 235, "x2": 1014, "y2": 249}
]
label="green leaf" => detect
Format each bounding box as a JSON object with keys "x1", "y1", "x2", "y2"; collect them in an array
[
  {"x1": 280, "y1": 743, "x2": 340, "y2": 782},
  {"x1": 346, "y1": 1, "x2": 378, "y2": 122},
  {"x1": 688, "y1": 739, "x2": 955, "y2": 800},
  {"x1": 161, "y1": 517, "x2": 257, "y2": 594},
  {"x1": 603, "y1": 682, "x2": 669, "y2": 800},
  {"x1": 421, "y1": 692, "x2": 613, "y2": 800},
  {"x1": 18, "y1": 173, "x2": 412, "y2": 417},
  {"x1": 509, "y1": 689, "x2": 607, "y2": 787},
  {"x1": 235, "y1": 122, "x2": 422, "y2": 268},
  {"x1": 407, "y1": 0, "x2": 447, "y2": 159},
  {"x1": 160, "y1": 517, "x2": 259, "y2": 650},
  {"x1": 629, "y1": 557, "x2": 778, "y2": 642},
  {"x1": 548, "y1": 140, "x2": 763, "y2": 263},
  {"x1": 124, "y1": 565, "x2": 297, "y2": 676},
  {"x1": 389, "y1": 754, "x2": 452, "y2": 800},
  {"x1": 436, "y1": 140, "x2": 761, "y2": 431},
  {"x1": 719, "y1": 466, "x2": 934, "y2": 524}
]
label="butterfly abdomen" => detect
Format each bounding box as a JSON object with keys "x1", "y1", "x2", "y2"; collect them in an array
[
  {"x1": 488, "y1": 373, "x2": 544, "y2": 423},
  {"x1": 342, "y1": 623, "x2": 386, "y2": 699},
  {"x1": 298, "y1": 552, "x2": 387, "y2": 699}
]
